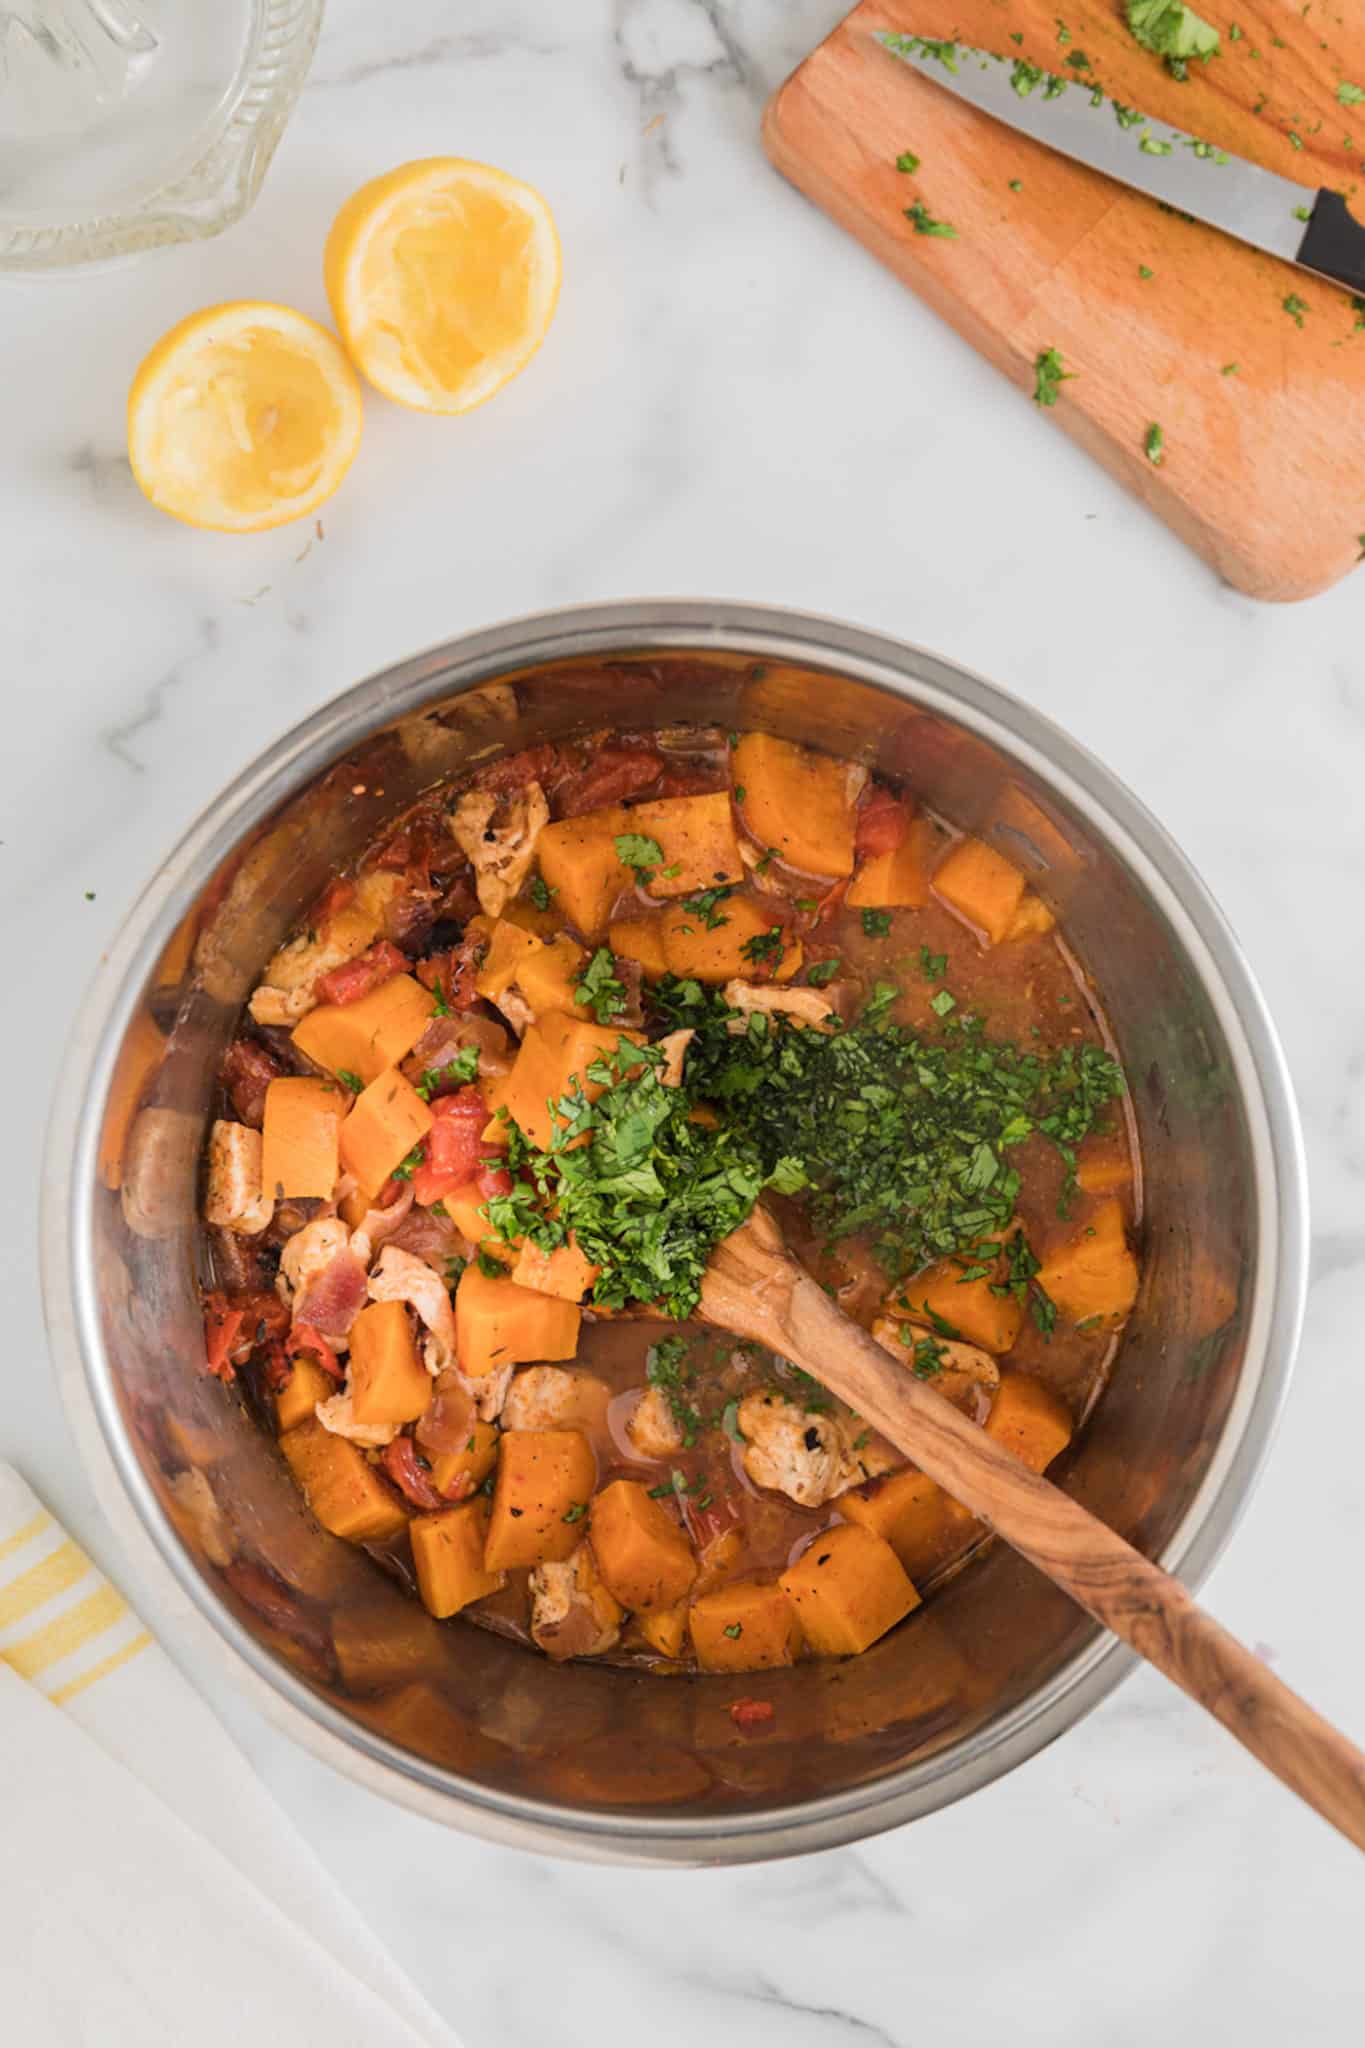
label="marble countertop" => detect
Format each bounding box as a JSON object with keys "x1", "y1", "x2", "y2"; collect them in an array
[{"x1": 4, "y1": 2, "x2": 1362, "y2": 2040}]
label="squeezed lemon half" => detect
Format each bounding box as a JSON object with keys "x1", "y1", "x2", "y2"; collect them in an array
[
  {"x1": 324, "y1": 156, "x2": 561, "y2": 415},
  {"x1": 128, "y1": 301, "x2": 364, "y2": 532}
]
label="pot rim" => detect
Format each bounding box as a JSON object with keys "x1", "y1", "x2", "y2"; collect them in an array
[{"x1": 40, "y1": 599, "x2": 1309, "y2": 1865}]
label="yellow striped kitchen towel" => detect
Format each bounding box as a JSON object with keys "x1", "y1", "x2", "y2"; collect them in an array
[{"x1": 0, "y1": 1462, "x2": 460, "y2": 2048}]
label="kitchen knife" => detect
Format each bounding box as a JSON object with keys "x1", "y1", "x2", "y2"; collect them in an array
[{"x1": 877, "y1": 31, "x2": 1365, "y2": 296}]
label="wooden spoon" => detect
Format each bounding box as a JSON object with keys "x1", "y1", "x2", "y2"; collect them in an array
[{"x1": 699, "y1": 1208, "x2": 1365, "y2": 1853}]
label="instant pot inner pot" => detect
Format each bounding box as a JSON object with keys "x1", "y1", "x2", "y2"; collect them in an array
[{"x1": 93, "y1": 648, "x2": 1252, "y2": 1819}]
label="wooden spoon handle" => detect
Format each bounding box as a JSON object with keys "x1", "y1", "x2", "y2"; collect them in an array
[{"x1": 700, "y1": 1212, "x2": 1365, "y2": 1853}]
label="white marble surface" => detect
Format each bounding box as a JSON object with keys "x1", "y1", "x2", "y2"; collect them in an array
[{"x1": 3, "y1": 1, "x2": 1364, "y2": 2040}]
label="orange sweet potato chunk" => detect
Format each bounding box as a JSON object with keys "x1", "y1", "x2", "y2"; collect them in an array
[
  {"x1": 634, "y1": 1601, "x2": 689, "y2": 1660},
  {"x1": 897, "y1": 1260, "x2": 1024, "y2": 1355},
  {"x1": 846, "y1": 816, "x2": 936, "y2": 909},
  {"x1": 660, "y1": 895, "x2": 801, "y2": 984},
  {"x1": 273, "y1": 1353, "x2": 334, "y2": 1436},
  {"x1": 838, "y1": 1467, "x2": 979, "y2": 1580},
  {"x1": 535, "y1": 807, "x2": 631, "y2": 940},
  {"x1": 260, "y1": 1077, "x2": 345, "y2": 1200},
  {"x1": 626, "y1": 792, "x2": 744, "y2": 899},
  {"x1": 984, "y1": 1373, "x2": 1074, "y2": 1473},
  {"x1": 608, "y1": 916, "x2": 669, "y2": 978},
  {"x1": 1036, "y1": 1198, "x2": 1139, "y2": 1325},
  {"x1": 688, "y1": 1578, "x2": 803, "y2": 1673},
  {"x1": 411, "y1": 1501, "x2": 505, "y2": 1618},
  {"x1": 339, "y1": 1068, "x2": 433, "y2": 1199},
  {"x1": 455, "y1": 1262, "x2": 581, "y2": 1377},
  {"x1": 933, "y1": 836, "x2": 1027, "y2": 945},
  {"x1": 517, "y1": 934, "x2": 589, "y2": 1016},
  {"x1": 499, "y1": 1010, "x2": 642, "y2": 1149},
  {"x1": 291, "y1": 973, "x2": 436, "y2": 1085},
  {"x1": 474, "y1": 919, "x2": 544, "y2": 1001},
  {"x1": 779, "y1": 1523, "x2": 919, "y2": 1657},
  {"x1": 513, "y1": 1234, "x2": 600, "y2": 1303},
  {"x1": 732, "y1": 733, "x2": 858, "y2": 877},
  {"x1": 428, "y1": 1419, "x2": 500, "y2": 1500},
  {"x1": 484, "y1": 1430, "x2": 597, "y2": 1570},
  {"x1": 589, "y1": 1480, "x2": 697, "y2": 1611},
  {"x1": 280, "y1": 1418, "x2": 408, "y2": 1543},
  {"x1": 348, "y1": 1299, "x2": 431, "y2": 1427}
]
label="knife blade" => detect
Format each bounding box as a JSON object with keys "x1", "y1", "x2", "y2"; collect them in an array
[{"x1": 876, "y1": 31, "x2": 1365, "y2": 297}]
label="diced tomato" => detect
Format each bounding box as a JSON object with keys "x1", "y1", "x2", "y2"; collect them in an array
[
  {"x1": 380, "y1": 1436, "x2": 446, "y2": 1510},
  {"x1": 285, "y1": 1322, "x2": 344, "y2": 1379},
  {"x1": 317, "y1": 939, "x2": 408, "y2": 1007},
  {"x1": 203, "y1": 1294, "x2": 244, "y2": 1381},
  {"x1": 855, "y1": 785, "x2": 909, "y2": 859},
  {"x1": 556, "y1": 748, "x2": 664, "y2": 818},
  {"x1": 477, "y1": 1162, "x2": 512, "y2": 1199},
  {"x1": 410, "y1": 1088, "x2": 489, "y2": 1207},
  {"x1": 222, "y1": 1037, "x2": 284, "y2": 1128},
  {"x1": 730, "y1": 1697, "x2": 775, "y2": 1734},
  {"x1": 262, "y1": 1341, "x2": 292, "y2": 1393}
]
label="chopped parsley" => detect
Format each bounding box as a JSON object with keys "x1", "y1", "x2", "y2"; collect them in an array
[
  {"x1": 682, "y1": 884, "x2": 734, "y2": 930},
  {"x1": 1009, "y1": 178, "x2": 1023, "y2": 192},
  {"x1": 562, "y1": 1502, "x2": 588, "y2": 1524},
  {"x1": 615, "y1": 832, "x2": 670, "y2": 885},
  {"x1": 895, "y1": 150, "x2": 922, "y2": 173},
  {"x1": 1124, "y1": 0, "x2": 1219, "y2": 78},
  {"x1": 1339, "y1": 83, "x2": 1365, "y2": 107},
  {"x1": 574, "y1": 946, "x2": 630, "y2": 1023},
  {"x1": 336, "y1": 1068, "x2": 365, "y2": 1094},
  {"x1": 529, "y1": 874, "x2": 556, "y2": 911},
  {"x1": 722, "y1": 1623, "x2": 743, "y2": 1639},
  {"x1": 860, "y1": 908, "x2": 893, "y2": 938},
  {"x1": 390, "y1": 1144, "x2": 424, "y2": 1182},
  {"x1": 1221, "y1": 361, "x2": 1240, "y2": 375},
  {"x1": 646, "y1": 1335, "x2": 703, "y2": 1446},
  {"x1": 740, "y1": 925, "x2": 786, "y2": 970},
  {"x1": 1282, "y1": 293, "x2": 1309, "y2": 327},
  {"x1": 415, "y1": 1045, "x2": 480, "y2": 1100},
  {"x1": 475, "y1": 1248, "x2": 504, "y2": 1279},
  {"x1": 806, "y1": 958, "x2": 841, "y2": 987},
  {"x1": 905, "y1": 199, "x2": 957, "y2": 238},
  {"x1": 881, "y1": 32, "x2": 960, "y2": 74},
  {"x1": 1139, "y1": 136, "x2": 1174, "y2": 156},
  {"x1": 721, "y1": 1398, "x2": 745, "y2": 1442},
  {"x1": 1033, "y1": 346, "x2": 1075, "y2": 407},
  {"x1": 930, "y1": 988, "x2": 957, "y2": 1017},
  {"x1": 918, "y1": 944, "x2": 948, "y2": 980},
  {"x1": 1145, "y1": 422, "x2": 1165, "y2": 465},
  {"x1": 1139, "y1": 264, "x2": 1154, "y2": 279}
]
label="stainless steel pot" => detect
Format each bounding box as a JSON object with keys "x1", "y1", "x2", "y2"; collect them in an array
[{"x1": 41, "y1": 601, "x2": 1308, "y2": 1864}]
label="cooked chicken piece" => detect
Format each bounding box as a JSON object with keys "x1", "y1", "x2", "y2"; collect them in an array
[
  {"x1": 656, "y1": 1028, "x2": 694, "y2": 1089},
  {"x1": 278, "y1": 1217, "x2": 353, "y2": 1308},
  {"x1": 722, "y1": 981, "x2": 848, "y2": 1033},
  {"x1": 248, "y1": 871, "x2": 403, "y2": 1026},
  {"x1": 493, "y1": 986, "x2": 535, "y2": 1038},
  {"x1": 626, "y1": 1385, "x2": 685, "y2": 1461},
  {"x1": 737, "y1": 1389, "x2": 860, "y2": 1508},
  {"x1": 871, "y1": 1317, "x2": 1001, "y2": 1420},
  {"x1": 500, "y1": 1365, "x2": 611, "y2": 1436},
  {"x1": 447, "y1": 1358, "x2": 514, "y2": 1423},
  {"x1": 314, "y1": 1387, "x2": 399, "y2": 1448},
  {"x1": 529, "y1": 1544, "x2": 622, "y2": 1661},
  {"x1": 367, "y1": 1245, "x2": 456, "y2": 1372},
  {"x1": 203, "y1": 1119, "x2": 274, "y2": 1235},
  {"x1": 449, "y1": 781, "x2": 550, "y2": 919}
]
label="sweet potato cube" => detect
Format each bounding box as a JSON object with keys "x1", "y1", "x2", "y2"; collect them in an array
[
  {"x1": 847, "y1": 816, "x2": 936, "y2": 909},
  {"x1": 608, "y1": 916, "x2": 669, "y2": 978},
  {"x1": 898, "y1": 1260, "x2": 1024, "y2": 1355},
  {"x1": 634, "y1": 1601, "x2": 689, "y2": 1660},
  {"x1": 273, "y1": 1353, "x2": 335, "y2": 1435},
  {"x1": 1005, "y1": 891, "x2": 1056, "y2": 940},
  {"x1": 589, "y1": 1479, "x2": 697, "y2": 1612},
  {"x1": 443, "y1": 1182, "x2": 517, "y2": 1267},
  {"x1": 731, "y1": 733, "x2": 858, "y2": 878},
  {"x1": 291, "y1": 973, "x2": 436, "y2": 1085},
  {"x1": 474, "y1": 918, "x2": 545, "y2": 1001},
  {"x1": 933, "y1": 836, "x2": 1027, "y2": 945},
  {"x1": 484, "y1": 1429, "x2": 597, "y2": 1570},
  {"x1": 499, "y1": 1010, "x2": 642, "y2": 1148},
  {"x1": 779, "y1": 1523, "x2": 919, "y2": 1657},
  {"x1": 688, "y1": 1578, "x2": 803, "y2": 1673},
  {"x1": 625, "y1": 792, "x2": 744, "y2": 900},
  {"x1": 411, "y1": 1500, "x2": 506, "y2": 1618},
  {"x1": 984, "y1": 1373, "x2": 1074, "y2": 1473},
  {"x1": 455, "y1": 1262, "x2": 581, "y2": 1377},
  {"x1": 260, "y1": 1077, "x2": 345, "y2": 1199},
  {"x1": 660, "y1": 895, "x2": 801, "y2": 985},
  {"x1": 279, "y1": 1417, "x2": 408, "y2": 1543},
  {"x1": 1036, "y1": 1198, "x2": 1139, "y2": 1325},
  {"x1": 513, "y1": 1234, "x2": 599, "y2": 1302},
  {"x1": 535, "y1": 806, "x2": 631, "y2": 939},
  {"x1": 339, "y1": 1068, "x2": 433, "y2": 1199},
  {"x1": 428, "y1": 1419, "x2": 500, "y2": 1500},
  {"x1": 348, "y1": 1299, "x2": 431, "y2": 1426},
  {"x1": 1075, "y1": 1137, "x2": 1132, "y2": 1196},
  {"x1": 838, "y1": 1468, "x2": 978, "y2": 1580},
  {"x1": 518, "y1": 934, "x2": 589, "y2": 1016}
]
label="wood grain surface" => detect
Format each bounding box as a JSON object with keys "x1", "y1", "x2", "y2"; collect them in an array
[
  {"x1": 763, "y1": 1, "x2": 1365, "y2": 600},
  {"x1": 701, "y1": 1210, "x2": 1365, "y2": 1854}
]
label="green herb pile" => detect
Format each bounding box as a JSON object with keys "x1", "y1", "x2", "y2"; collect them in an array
[{"x1": 482, "y1": 980, "x2": 1125, "y2": 1323}]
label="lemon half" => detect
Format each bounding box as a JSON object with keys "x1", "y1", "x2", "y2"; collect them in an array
[
  {"x1": 128, "y1": 301, "x2": 364, "y2": 532},
  {"x1": 324, "y1": 157, "x2": 561, "y2": 416}
]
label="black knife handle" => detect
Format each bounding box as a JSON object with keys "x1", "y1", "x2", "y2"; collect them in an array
[{"x1": 1297, "y1": 189, "x2": 1365, "y2": 294}]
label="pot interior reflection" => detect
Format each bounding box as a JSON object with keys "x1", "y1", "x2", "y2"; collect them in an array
[{"x1": 74, "y1": 632, "x2": 1278, "y2": 1850}]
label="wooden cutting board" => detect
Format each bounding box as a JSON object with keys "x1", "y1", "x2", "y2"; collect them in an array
[{"x1": 763, "y1": 2, "x2": 1365, "y2": 601}]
